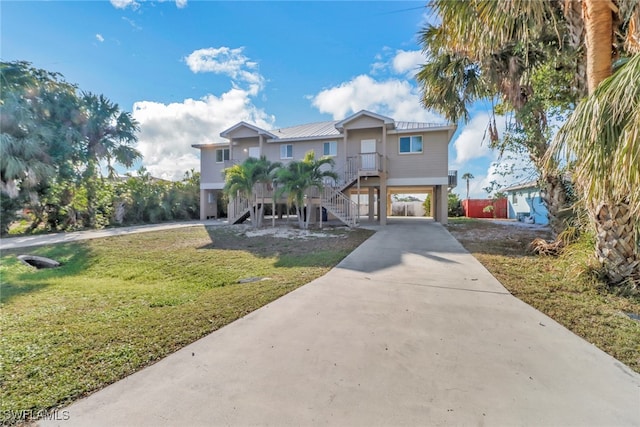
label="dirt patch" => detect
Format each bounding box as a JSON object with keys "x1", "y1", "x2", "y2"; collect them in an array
[
  {"x1": 204, "y1": 225, "x2": 374, "y2": 258},
  {"x1": 446, "y1": 219, "x2": 553, "y2": 256}
]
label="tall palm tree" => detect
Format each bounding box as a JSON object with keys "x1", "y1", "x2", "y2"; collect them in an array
[
  {"x1": 550, "y1": 54, "x2": 640, "y2": 282},
  {"x1": 275, "y1": 151, "x2": 337, "y2": 229},
  {"x1": 80, "y1": 93, "x2": 141, "y2": 177},
  {"x1": 461, "y1": 173, "x2": 474, "y2": 200},
  {"x1": 547, "y1": 1, "x2": 639, "y2": 282},
  {"x1": 416, "y1": 0, "x2": 576, "y2": 235},
  {"x1": 79, "y1": 93, "x2": 141, "y2": 227}
]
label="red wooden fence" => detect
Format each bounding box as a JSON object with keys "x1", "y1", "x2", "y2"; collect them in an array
[{"x1": 462, "y1": 198, "x2": 508, "y2": 219}]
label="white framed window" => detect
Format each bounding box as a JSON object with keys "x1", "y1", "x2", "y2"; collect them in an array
[
  {"x1": 280, "y1": 144, "x2": 293, "y2": 159},
  {"x1": 216, "y1": 148, "x2": 230, "y2": 163},
  {"x1": 323, "y1": 141, "x2": 337, "y2": 157},
  {"x1": 399, "y1": 135, "x2": 423, "y2": 154}
]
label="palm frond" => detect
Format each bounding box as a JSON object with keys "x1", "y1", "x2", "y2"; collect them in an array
[{"x1": 548, "y1": 53, "x2": 640, "y2": 217}]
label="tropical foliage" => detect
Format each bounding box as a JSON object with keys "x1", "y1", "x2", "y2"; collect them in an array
[
  {"x1": 275, "y1": 151, "x2": 337, "y2": 229},
  {"x1": 417, "y1": 0, "x2": 640, "y2": 284},
  {"x1": 223, "y1": 156, "x2": 281, "y2": 228},
  {"x1": 549, "y1": 54, "x2": 640, "y2": 282},
  {"x1": 416, "y1": 0, "x2": 579, "y2": 236},
  {"x1": 1, "y1": 61, "x2": 199, "y2": 235}
]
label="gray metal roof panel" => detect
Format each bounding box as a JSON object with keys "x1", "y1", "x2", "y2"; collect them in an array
[
  {"x1": 267, "y1": 120, "x2": 341, "y2": 141},
  {"x1": 395, "y1": 121, "x2": 451, "y2": 130}
]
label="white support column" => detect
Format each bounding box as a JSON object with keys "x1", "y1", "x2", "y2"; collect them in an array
[
  {"x1": 430, "y1": 189, "x2": 435, "y2": 218},
  {"x1": 380, "y1": 180, "x2": 387, "y2": 226},
  {"x1": 200, "y1": 189, "x2": 207, "y2": 220},
  {"x1": 437, "y1": 185, "x2": 448, "y2": 225}
]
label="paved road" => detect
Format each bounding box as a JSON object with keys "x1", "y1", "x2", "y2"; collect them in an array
[
  {"x1": 0, "y1": 220, "x2": 224, "y2": 250},
  {"x1": 38, "y1": 220, "x2": 640, "y2": 426}
]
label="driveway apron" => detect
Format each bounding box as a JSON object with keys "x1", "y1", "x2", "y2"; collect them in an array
[{"x1": 39, "y1": 220, "x2": 640, "y2": 426}]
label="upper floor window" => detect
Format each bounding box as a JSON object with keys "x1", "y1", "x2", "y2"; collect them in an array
[
  {"x1": 216, "y1": 148, "x2": 230, "y2": 163},
  {"x1": 323, "y1": 141, "x2": 337, "y2": 157},
  {"x1": 280, "y1": 144, "x2": 293, "y2": 159},
  {"x1": 399, "y1": 135, "x2": 423, "y2": 154}
]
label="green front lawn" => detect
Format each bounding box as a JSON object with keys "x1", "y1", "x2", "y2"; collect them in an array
[{"x1": 0, "y1": 225, "x2": 374, "y2": 424}]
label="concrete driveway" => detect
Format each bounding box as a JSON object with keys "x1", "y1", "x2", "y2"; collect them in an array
[{"x1": 39, "y1": 219, "x2": 640, "y2": 426}]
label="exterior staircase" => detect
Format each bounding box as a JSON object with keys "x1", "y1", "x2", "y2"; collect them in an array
[
  {"x1": 320, "y1": 185, "x2": 358, "y2": 227},
  {"x1": 318, "y1": 157, "x2": 359, "y2": 227}
]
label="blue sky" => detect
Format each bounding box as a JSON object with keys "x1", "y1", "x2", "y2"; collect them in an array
[{"x1": 1, "y1": 0, "x2": 527, "y2": 198}]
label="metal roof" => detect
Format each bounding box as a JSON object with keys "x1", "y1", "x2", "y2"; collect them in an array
[
  {"x1": 395, "y1": 121, "x2": 451, "y2": 130},
  {"x1": 502, "y1": 180, "x2": 539, "y2": 192},
  {"x1": 214, "y1": 110, "x2": 453, "y2": 144},
  {"x1": 267, "y1": 120, "x2": 341, "y2": 141}
]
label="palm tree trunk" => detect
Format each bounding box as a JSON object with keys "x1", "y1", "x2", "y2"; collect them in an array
[
  {"x1": 584, "y1": 0, "x2": 613, "y2": 94},
  {"x1": 591, "y1": 202, "x2": 640, "y2": 283},
  {"x1": 583, "y1": 0, "x2": 638, "y2": 283},
  {"x1": 541, "y1": 173, "x2": 573, "y2": 237}
]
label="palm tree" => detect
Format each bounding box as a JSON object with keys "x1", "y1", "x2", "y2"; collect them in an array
[
  {"x1": 223, "y1": 156, "x2": 278, "y2": 228},
  {"x1": 416, "y1": 0, "x2": 577, "y2": 236},
  {"x1": 461, "y1": 173, "x2": 474, "y2": 200},
  {"x1": 79, "y1": 93, "x2": 141, "y2": 227},
  {"x1": 80, "y1": 93, "x2": 141, "y2": 177},
  {"x1": 550, "y1": 54, "x2": 640, "y2": 282},
  {"x1": 546, "y1": 1, "x2": 639, "y2": 282},
  {"x1": 0, "y1": 61, "x2": 82, "y2": 231},
  {"x1": 275, "y1": 151, "x2": 337, "y2": 229}
]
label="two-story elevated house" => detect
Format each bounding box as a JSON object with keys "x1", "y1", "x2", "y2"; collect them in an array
[{"x1": 192, "y1": 110, "x2": 457, "y2": 226}]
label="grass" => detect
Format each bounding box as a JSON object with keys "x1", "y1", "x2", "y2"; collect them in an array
[
  {"x1": 446, "y1": 218, "x2": 640, "y2": 374},
  {"x1": 0, "y1": 225, "x2": 374, "y2": 424}
]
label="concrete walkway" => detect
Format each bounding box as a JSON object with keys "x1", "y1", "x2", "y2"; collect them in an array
[{"x1": 39, "y1": 220, "x2": 639, "y2": 426}]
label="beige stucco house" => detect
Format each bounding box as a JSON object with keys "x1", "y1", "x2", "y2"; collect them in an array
[{"x1": 192, "y1": 110, "x2": 457, "y2": 226}]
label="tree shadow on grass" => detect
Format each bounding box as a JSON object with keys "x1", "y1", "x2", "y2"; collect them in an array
[{"x1": 1, "y1": 242, "x2": 93, "y2": 304}]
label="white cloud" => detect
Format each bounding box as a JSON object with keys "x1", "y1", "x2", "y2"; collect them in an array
[
  {"x1": 184, "y1": 47, "x2": 264, "y2": 95},
  {"x1": 310, "y1": 74, "x2": 441, "y2": 122},
  {"x1": 392, "y1": 50, "x2": 425, "y2": 75},
  {"x1": 450, "y1": 113, "x2": 505, "y2": 166},
  {"x1": 110, "y1": 0, "x2": 139, "y2": 10},
  {"x1": 111, "y1": 0, "x2": 185, "y2": 9},
  {"x1": 132, "y1": 89, "x2": 274, "y2": 181},
  {"x1": 370, "y1": 48, "x2": 425, "y2": 78},
  {"x1": 95, "y1": 34, "x2": 104, "y2": 43}
]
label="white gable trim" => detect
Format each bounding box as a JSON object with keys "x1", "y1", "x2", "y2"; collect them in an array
[
  {"x1": 334, "y1": 110, "x2": 395, "y2": 131},
  {"x1": 220, "y1": 121, "x2": 277, "y2": 139}
]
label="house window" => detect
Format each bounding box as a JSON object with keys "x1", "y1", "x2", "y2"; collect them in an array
[
  {"x1": 399, "y1": 136, "x2": 423, "y2": 154},
  {"x1": 323, "y1": 141, "x2": 337, "y2": 157},
  {"x1": 512, "y1": 193, "x2": 517, "y2": 203},
  {"x1": 216, "y1": 148, "x2": 230, "y2": 163},
  {"x1": 280, "y1": 144, "x2": 293, "y2": 159}
]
